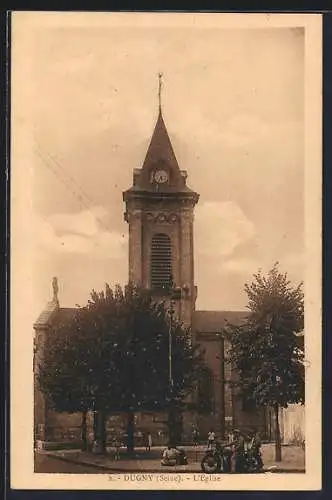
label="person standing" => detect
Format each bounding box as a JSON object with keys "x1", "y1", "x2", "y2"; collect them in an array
[
  {"x1": 223, "y1": 431, "x2": 234, "y2": 472},
  {"x1": 231, "y1": 429, "x2": 245, "y2": 472},
  {"x1": 248, "y1": 429, "x2": 263, "y2": 469},
  {"x1": 192, "y1": 427, "x2": 199, "y2": 447},
  {"x1": 113, "y1": 435, "x2": 121, "y2": 461},
  {"x1": 146, "y1": 432, "x2": 152, "y2": 452},
  {"x1": 227, "y1": 430, "x2": 234, "y2": 444},
  {"x1": 207, "y1": 429, "x2": 215, "y2": 449}
]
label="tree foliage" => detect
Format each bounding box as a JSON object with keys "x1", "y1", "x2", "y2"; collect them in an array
[
  {"x1": 224, "y1": 263, "x2": 304, "y2": 461},
  {"x1": 37, "y1": 283, "x2": 207, "y2": 449},
  {"x1": 225, "y1": 263, "x2": 304, "y2": 409}
]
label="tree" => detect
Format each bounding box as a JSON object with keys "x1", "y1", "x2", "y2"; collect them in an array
[
  {"x1": 38, "y1": 283, "x2": 206, "y2": 453},
  {"x1": 37, "y1": 318, "x2": 95, "y2": 451},
  {"x1": 224, "y1": 263, "x2": 304, "y2": 462}
]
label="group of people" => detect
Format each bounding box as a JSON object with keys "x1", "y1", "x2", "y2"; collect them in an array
[
  {"x1": 196, "y1": 426, "x2": 264, "y2": 472},
  {"x1": 111, "y1": 426, "x2": 262, "y2": 469},
  {"x1": 224, "y1": 428, "x2": 263, "y2": 472},
  {"x1": 161, "y1": 444, "x2": 188, "y2": 466},
  {"x1": 192, "y1": 426, "x2": 218, "y2": 448}
]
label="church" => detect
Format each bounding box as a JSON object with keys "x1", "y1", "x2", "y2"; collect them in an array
[{"x1": 34, "y1": 90, "x2": 268, "y2": 450}]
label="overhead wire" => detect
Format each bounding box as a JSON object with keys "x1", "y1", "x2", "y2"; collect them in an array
[{"x1": 34, "y1": 144, "x2": 114, "y2": 234}]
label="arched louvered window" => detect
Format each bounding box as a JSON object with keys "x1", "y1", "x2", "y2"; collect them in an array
[{"x1": 150, "y1": 233, "x2": 172, "y2": 290}]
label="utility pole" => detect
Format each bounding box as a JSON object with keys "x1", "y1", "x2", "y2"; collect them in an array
[
  {"x1": 168, "y1": 284, "x2": 182, "y2": 387},
  {"x1": 169, "y1": 299, "x2": 174, "y2": 387},
  {"x1": 167, "y1": 282, "x2": 182, "y2": 444}
]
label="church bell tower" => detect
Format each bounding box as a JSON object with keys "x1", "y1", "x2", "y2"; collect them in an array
[{"x1": 123, "y1": 75, "x2": 199, "y2": 327}]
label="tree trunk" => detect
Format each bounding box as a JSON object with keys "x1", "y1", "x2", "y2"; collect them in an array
[
  {"x1": 126, "y1": 411, "x2": 135, "y2": 454},
  {"x1": 274, "y1": 404, "x2": 282, "y2": 462},
  {"x1": 81, "y1": 410, "x2": 88, "y2": 451},
  {"x1": 168, "y1": 406, "x2": 176, "y2": 445},
  {"x1": 93, "y1": 411, "x2": 97, "y2": 441},
  {"x1": 168, "y1": 404, "x2": 182, "y2": 445},
  {"x1": 93, "y1": 410, "x2": 107, "y2": 454},
  {"x1": 175, "y1": 411, "x2": 183, "y2": 445}
]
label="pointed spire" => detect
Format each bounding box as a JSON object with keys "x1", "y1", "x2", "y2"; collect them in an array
[
  {"x1": 141, "y1": 108, "x2": 180, "y2": 173},
  {"x1": 138, "y1": 73, "x2": 181, "y2": 173}
]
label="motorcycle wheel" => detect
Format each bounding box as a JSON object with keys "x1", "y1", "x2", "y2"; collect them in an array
[
  {"x1": 248, "y1": 458, "x2": 262, "y2": 474},
  {"x1": 201, "y1": 454, "x2": 222, "y2": 473}
]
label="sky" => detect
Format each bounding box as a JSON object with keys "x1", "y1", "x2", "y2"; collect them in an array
[{"x1": 12, "y1": 14, "x2": 305, "y2": 321}]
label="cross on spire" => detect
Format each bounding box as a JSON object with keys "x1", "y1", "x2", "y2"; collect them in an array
[
  {"x1": 52, "y1": 276, "x2": 59, "y2": 304},
  {"x1": 158, "y1": 72, "x2": 163, "y2": 112}
]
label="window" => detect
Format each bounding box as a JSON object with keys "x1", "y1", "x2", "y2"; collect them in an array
[{"x1": 150, "y1": 233, "x2": 172, "y2": 290}]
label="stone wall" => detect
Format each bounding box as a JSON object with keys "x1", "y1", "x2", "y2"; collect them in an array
[
  {"x1": 280, "y1": 404, "x2": 305, "y2": 444},
  {"x1": 196, "y1": 336, "x2": 224, "y2": 439},
  {"x1": 46, "y1": 410, "x2": 85, "y2": 442}
]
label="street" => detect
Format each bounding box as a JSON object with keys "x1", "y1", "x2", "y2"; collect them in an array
[
  {"x1": 34, "y1": 443, "x2": 305, "y2": 474},
  {"x1": 34, "y1": 453, "x2": 102, "y2": 474}
]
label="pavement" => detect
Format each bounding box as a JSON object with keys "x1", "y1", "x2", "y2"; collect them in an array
[
  {"x1": 35, "y1": 444, "x2": 305, "y2": 474},
  {"x1": 35, "y1": 453, "x2": 102, "y2": 474}
]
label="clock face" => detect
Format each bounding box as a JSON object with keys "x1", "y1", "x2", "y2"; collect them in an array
[{"x1": 154, "y1": 169, "x2": 169, "y2": 184}]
